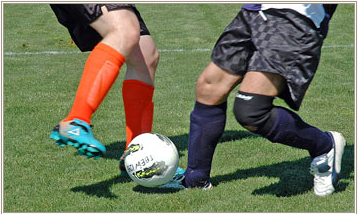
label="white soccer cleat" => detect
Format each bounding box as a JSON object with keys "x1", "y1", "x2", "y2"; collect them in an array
[{"x1": 310, "y1": 131, "x2": 346, "y2": 196}]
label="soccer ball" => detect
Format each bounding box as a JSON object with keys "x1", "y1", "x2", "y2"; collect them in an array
[{"x1": 124, "y1": 133, "x2": 179, "y2": 187}]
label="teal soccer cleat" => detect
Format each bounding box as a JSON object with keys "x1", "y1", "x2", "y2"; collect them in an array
[
  {"x1": 50, "y1": 118, "x2": 106, "y2": 159},
  {"x1": 159, "y1": 173, "x2": 213, "y2": 190}
]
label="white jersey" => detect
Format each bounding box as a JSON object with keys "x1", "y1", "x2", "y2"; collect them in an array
[{"x1": 261, "y1": 4, "x2": 325, "y2": 28}]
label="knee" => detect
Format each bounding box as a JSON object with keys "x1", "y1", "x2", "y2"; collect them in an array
[
  {"x1": 196, "y1": 65, "x2": 236, "y2": 105},
  {"x1": 92, "y1": 19, "x2": 140, "y2": 52},
  {"x1": 196, "y1": 75, "x2": 224, "y2": 105},
  {"x1": 119, "y1": 27, "x2": 140, "y2": 50},
  {"x1": 103, "y1": 25, "x2": 140, "y2": 54},
  {"x1": 196, "y1": 74, "x2": 212, "y2": 93},
  {"x1": 233, "y1": 91, "x2": 275, "y2": 133}
]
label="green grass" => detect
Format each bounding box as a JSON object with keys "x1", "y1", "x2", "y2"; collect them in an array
[{"x1": 3, "y1": 4, "x2": 355, "y2": 212}]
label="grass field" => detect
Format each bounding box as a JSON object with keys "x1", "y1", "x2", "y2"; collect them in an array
[{"x1": 2, "y1": 3, "x2": 355, "y2": 212}]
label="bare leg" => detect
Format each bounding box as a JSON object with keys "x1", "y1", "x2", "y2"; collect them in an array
[
  {"x1": 90, "y1": 7, "x2": 140, "y2": 58},
  {"x1": 196, "y1": 62, "x2": 242, "y2": 104},
  {"x1": 121, "y1": 35, "x2": 159, "y2": 149},
  {"x1": 124, "y1": 35, "x2": 159, "y2": 86}
]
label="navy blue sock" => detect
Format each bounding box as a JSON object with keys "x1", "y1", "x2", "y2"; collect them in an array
[
  {"x1": 265, "y1": 107, "x2": 332, "y2": 158},
  {"x1": 184, "y1": 101, "x2": 227, "y2": 188}
]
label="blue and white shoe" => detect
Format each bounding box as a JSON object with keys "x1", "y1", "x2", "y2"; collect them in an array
[
  {"x1": 310, "y1": 131, "x2": 346, "y2": 196},
  {"x1": 50, "y1": 118, "x2": 106, "y2": 159},
  {"x1": 175, "y1": 166, "x2": 185, "y2": 176},
  {"x1": 159, "y1": 171, "x2": 186, "y2": 189},
  {"x1": 159, "y1": 168, "x2": 213, "y2": 190}
]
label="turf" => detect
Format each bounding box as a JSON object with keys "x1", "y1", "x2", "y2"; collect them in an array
[{"x1": 2, "y1": 3, "x2": 355, "y2": 212}]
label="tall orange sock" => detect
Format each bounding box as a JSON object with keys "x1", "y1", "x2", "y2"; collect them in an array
[
  {"x1": 122, "y1": 80, "x2": 154, "y2": 148},
  {"x1": 64, "y1": 43, "x2": 126, "y2": 124}
]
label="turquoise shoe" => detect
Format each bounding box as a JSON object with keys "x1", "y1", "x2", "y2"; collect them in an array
[{"x1": 50, "y1": 118, "x2": 106, "y2": 159}]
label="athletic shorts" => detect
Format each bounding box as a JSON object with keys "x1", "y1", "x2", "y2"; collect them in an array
[
  {"x1": 211, "y1": 8, "x2": 324, "y2": 110},
  {"x1": 50, "y1": 4, "x2": 150, "y2": 52}
]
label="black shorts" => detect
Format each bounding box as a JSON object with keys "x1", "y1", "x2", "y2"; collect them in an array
[
  {"x1": 211, "y1": 9, "x2": 324, "y2": 110},
  {"x1": 50, "y1": 4, "x2": 150, "y2": 52}
]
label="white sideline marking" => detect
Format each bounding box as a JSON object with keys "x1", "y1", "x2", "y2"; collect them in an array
[
  {"x1": 3, "y1": 49, "x2": 212, "y2": 56},
  {"x1": 159, "y1": 48, "x2": 212, "y2": 52},
  {"x1": 4, "y1": 51, "x2": 80, "y2": 55},
  {"x1": 3, "y1": 44, "x2": 354, "y2": 56},
  {"x1": 322, "y1": 44, "x2": 354, "y2": 49}
]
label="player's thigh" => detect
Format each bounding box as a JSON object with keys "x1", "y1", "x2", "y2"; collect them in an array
[
  {"x1": 239, "y1": 71, "x2": 286, "y2": 96},
  {"x1": 197, "y1": 62, "x2": 242, "y2": 105},
  {"x1": 90, "y1": 6, "x2": 140, "y2": 40}
]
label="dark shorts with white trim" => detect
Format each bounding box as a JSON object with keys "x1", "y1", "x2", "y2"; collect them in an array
[
  {"x1": 50, "y1": 4, "x2": 150, "y2": 52},
  {"x1": 211, "y1": 8, "x2": 324, "y2": 110}
]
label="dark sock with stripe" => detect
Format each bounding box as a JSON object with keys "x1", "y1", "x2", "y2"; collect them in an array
[{"x1": 184, "y1": 101, "x2": 227, "y2": 187}]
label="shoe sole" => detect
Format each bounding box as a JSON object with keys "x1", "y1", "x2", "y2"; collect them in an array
[
  {"x1": 329, "y1": 131, "x2": 346, "y2": 174},
  {"x1": 329, "y1": 131, "x2": 346, "y2": 187},
  {"x1": 50, "y1": 126, "x2": 104, "y2": 159}
]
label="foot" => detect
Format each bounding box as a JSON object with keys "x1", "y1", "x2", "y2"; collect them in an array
[
  {"x1": 50, "y1": 118, "x2": 106, "y2": 159},
  {"x1": 119, "y1": 154, "x2": 126, "y2": 172},
  {"x1": 159, "y1": 173, "x2": 186, "y2": 189},
  {"x1": 310, "y1": 131, "x2": 346, "y2": 196},
  {"x1": 159, "y1": 169, "x2": 213, "y2": 190}
]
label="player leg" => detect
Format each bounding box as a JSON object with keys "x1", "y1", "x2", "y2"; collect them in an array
[
  {"x1": 234, "y1": 71, "x2": 332, "y2": 155},
  {"x1": 50, "y1": 5, "x2": 141, "y2": 159},
  {"x1": 65, "y1": 6, "x2": 139, "y2": 122},
  {"x1": 176, "y1": 10, "x2": 248, "y2": 188},
  {"x1": 230, "y1": 8, "x2": 345, "y2": 196},
  {"x1": 122, "y1": 35, "x2": 157, "y2": 148},
  {"x1": 118, "y1": 35, "x2": 158, "y2": 171},
  {"x1": 234, "y1": 71, "x2": 345, "y2": 196},
  {"x1": 119, "y1": 35, "x2": 186, "y2": 175},
  {"x1": 182, "y1": 62, "x2": 243, "y2": 188}
]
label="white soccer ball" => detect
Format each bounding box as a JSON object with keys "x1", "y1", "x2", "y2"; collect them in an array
[{"x1": 124, "y1": 133, "x2": 179, "y2": 187}]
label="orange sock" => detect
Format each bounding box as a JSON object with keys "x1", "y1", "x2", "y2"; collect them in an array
[
  {"x1": 122, "y1": 80, "x2": 154, "y2": 148},
  {"x1": 64, "y1": 43, "x2": 126, "y2": 124}
]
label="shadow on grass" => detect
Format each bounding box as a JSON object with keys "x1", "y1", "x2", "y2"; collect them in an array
[
  {"x1": 71, "y1": 131, "x2": 353, "y2": 198},
  {"x1": 71, "y1": 173, "x2": 132, "y2": 199},
  {"x1": 70, "y1": 173, "x2": 185, "y2": 198},
  {"x1": 211, "y1": 144, "x2": 354, "y2": 197}
]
